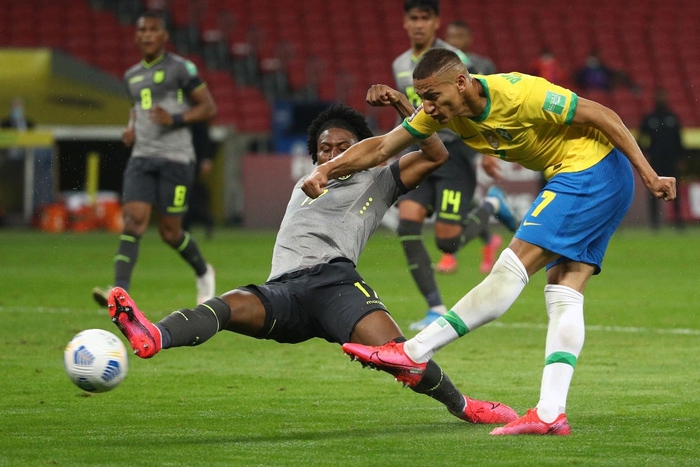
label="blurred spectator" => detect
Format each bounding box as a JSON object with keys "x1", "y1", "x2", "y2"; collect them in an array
[
  {"x1": 574, "y1": 49, "x2": 638, "y2": 93},
  {"x1": 1, "y1": 97, "x2": 34, "y2": 130},
  {"x1": 183, "y1": 121, "x2": 215, "y2": 238},
  {"x1": 444, "y1": 20, "x2": 497, "y2": 74},
  {"x1": 529, "y1": 47, "x2": 566, "y2": 85},
  {"x1": 1, "y1": 97, "x2": 35, "y2": 227},
  {"x1": 1, "y1": 96, "x2": 36, "y2": 185},
  {"x1": 638, "y1": 89, "x2": 685, "y2": 230}
]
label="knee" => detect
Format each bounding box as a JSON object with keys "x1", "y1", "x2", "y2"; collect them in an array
[
  {"x1": 220, "y1": 289, "x2": 266, "y2": 335},
  {"x1": 436, "y1": 235, "x2": 461, "y2": 254},
  {"x1": 159, "y1": 224, "x2": 183, "y2": 245},
  {"x1": 121, "y1": 211, "x2": 148, "y2": 236}
]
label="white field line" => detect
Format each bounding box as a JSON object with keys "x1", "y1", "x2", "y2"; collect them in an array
[
  {"x1": 490, "y1": 321, "x2": 700, "y2": 336},
  {"x1": 0, "y1": 306, "x2": 107, "y2": 315},
  {"x1": 2, "y1": 306, "x2": 699, "y2": 335}
]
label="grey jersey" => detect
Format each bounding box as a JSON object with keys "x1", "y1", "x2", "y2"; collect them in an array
[
  {"x1": 268, "y1": 162, "x2": 406, "y2": 281},
  {"x1": 124, "y1": 52, "x2": 205, "y2": 163},
  {"x1": 392, "y1": 39, "x2": 470, "y2": 143},
  {"x1": 467, "y1": 52, "x2": 497, "y2": 75}
]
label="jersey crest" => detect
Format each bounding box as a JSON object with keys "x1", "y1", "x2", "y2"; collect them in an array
[
  {"x1": 153, "y1": 70, "x2": 165, "y2": 84},
  {"x1": 483, "y1": 130, "x2": 500, "y2": 149},
  {"x1": 496, "y1": 128, "x2": 513, "y2": 142}
]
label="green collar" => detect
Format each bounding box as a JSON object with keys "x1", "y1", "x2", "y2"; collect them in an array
[
  {"x1": 141, "y1": 53, "x2": 166, "y2": 69},
  {"x1": 471, "y1": 77, "x2": 491, "y2": 122}
]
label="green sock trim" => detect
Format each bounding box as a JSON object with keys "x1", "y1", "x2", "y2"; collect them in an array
[
  {"x1": 466, "y1": 213, "x2": 483, "y2": 225},
  {"x1": 442, "y1": 310, "x2": 469, "y2": 337},
  {"x1": 113, "y1": 254, "x2": 131, "y2": 263},
  {"x1": 202, "y1": 303, "x2": 220, "y2": 330},
  {"x1": 425, "y1": 368, "x2": 444, "y2": 393},
  {"x1": 176, "y1": 232, "x2": 191, "y2": 252},
  {"x1": 173, "y1": 310, "x2": 189, "y2": 321},
  {"x1": 119, "y1": 234, "x2": 137, "y2": 242},
  {"x1": 545, "y1": 351, "x2": 577, "y2": 368}
]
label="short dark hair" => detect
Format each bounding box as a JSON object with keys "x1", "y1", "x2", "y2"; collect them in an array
[
  {"x1": 448, "y1": 19, "x2": 470, "y2": 31},
  {"x1": 306, "y1": 104, "x2": 374, "y2": 164},
  {"x1": 138, "y1": 11, "x2": 167, "y2": 28},
  {"x1": 413, "y1": 48, "x2": 462, "y2": 80},
  {"x1": 404, "y1": 0, "x2": 439, "y2": 16}
]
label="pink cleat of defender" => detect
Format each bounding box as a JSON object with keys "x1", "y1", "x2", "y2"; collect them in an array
[
  {"x1": 108, "y1": 287, "x2": 162, "y2": 359},
  {"x1": 436, "y1": 253, "x2": 458, "y2": 274},
  {"x1": 448, "y1": 395, "x2": 519, "y2": 424},
  {"x1": 490, "y1": 408, "x2": 571, "y2": 435},
  {"x1": 341, "y1": 341, "x2": 427, "y2": 387}
]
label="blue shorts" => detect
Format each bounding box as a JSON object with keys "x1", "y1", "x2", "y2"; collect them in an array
[{"x1": 515, "y1": 149, "x2": 634, "y2": 274}]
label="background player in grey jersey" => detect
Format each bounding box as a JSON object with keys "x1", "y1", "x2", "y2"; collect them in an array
[
  {"x1": 104, "y1": 104, "x2": 517, "y2": 425},
  {"x1": 444, "y1": 20, "x2": 497, "y2": 75},
  {"x1": 385, "y1": 0, "x2": 517, "y2": 332},
  {"x1": 93, "y1": 12, "x2": 217, "y2": 307}
]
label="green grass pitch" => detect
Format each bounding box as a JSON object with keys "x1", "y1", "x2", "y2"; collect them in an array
[{"x1": 1, "y1": 225, "x2": 699, "y2": 466}]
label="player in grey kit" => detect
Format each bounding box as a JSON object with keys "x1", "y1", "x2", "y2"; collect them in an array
[
  {"x1": 93, "y1": 11, "x2": 217, "y2": 307},
  {"x1": 105, "y1": 104, "x2": 517, "y2": 425},
  {"x1": 384, "y1": 0, "x2": 517, "y2": 332},
  {"x1": 444, "y1": 20, "x2": 497, "y2": 75}
]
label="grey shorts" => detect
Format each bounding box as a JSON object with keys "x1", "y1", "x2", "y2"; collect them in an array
[
  {"x1": 122, "y1": 157, "x2": 195, "y2": 215},
  {"x1": 240, "y1": 260, "x2": 389, "y2": 344}
]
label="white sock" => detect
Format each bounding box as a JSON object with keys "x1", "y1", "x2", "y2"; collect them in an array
[
  {"x1": 452, "y1": 248, "x2": 529, "y2": 330},
  {"x1": 404, "y1": 248, "x2": 529, "y2": 363},
  {"x1": 536, "y1": 284, "x2": 585, "y2": 423},
  {"x1": 404, "y1": 317, "x2": 459, "y2": 363},
  {"x1": 430, "y1": 305, "x2": 448, "y2": 315}
]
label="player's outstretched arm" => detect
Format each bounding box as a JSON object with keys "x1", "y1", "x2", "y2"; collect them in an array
[
  {"x1": 302, "y1": 126, "x2": 417, "y2": 198},
  {"x1": 572, "y1": 97, "x2": 676, "y2": 201}
]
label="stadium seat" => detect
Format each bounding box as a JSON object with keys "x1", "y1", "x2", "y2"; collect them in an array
[
  {"x1": 2, "y1": 0, "x2": 698, "y2": 129},
  {"x1": 169, "y1": 0, "x2": 194, "y2": 28},
  {"x1": 233, "y1": 88, "x2": 271, "y2": 132}
]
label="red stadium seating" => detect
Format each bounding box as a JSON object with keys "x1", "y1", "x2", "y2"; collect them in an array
[{"x1": 1, "y1": 0, "x2": 699, "y2": 130}]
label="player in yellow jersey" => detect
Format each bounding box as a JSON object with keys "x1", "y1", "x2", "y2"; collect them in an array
[
  {"x1": 387, "y1": 1, "x2": 516, "y2": 335},
  {"x1": 302, "y1": 48, "x2": 676, "y2": 435}
]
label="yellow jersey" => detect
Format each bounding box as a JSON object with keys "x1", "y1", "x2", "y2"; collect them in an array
[{"x1": 402, "y1": 73, "x2": 614, "y2": 180}]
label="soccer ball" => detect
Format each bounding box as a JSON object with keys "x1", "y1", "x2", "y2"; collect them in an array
[{"x1": 64, "y1": 329, "x2": 128, "y2": 393}]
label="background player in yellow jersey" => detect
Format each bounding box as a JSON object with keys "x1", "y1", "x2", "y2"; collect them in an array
[{"x1": 303, "y1": 48, "x2": 676, "y2": 435}]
